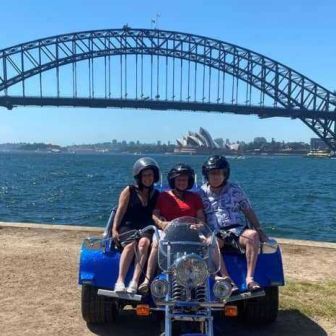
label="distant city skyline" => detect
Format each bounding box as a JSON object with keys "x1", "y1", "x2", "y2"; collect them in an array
[
  {"x1": 0, "y1": 0, "x2": 335, "y2": 145},
  {"x1": 0, "y1": 134, "x2": 313, "y2": 147}
]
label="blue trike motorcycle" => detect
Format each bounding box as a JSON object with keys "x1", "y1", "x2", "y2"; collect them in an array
[{"x1": 79, "y1": 214, "x2": 284, "y2": 335}]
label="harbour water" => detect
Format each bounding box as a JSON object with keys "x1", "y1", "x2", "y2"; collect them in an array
[{"x1": 0, "y1": 152, "x2": 335, "y2": 242}]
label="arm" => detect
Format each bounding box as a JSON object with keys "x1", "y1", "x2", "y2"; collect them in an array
[
  {"x1": 152, "y1": 209, "x2": 169, "y2": 230},
  {"x1": 196, "y1": 208, "x2": 206, "y2": 225},
  {"x1": 195, "y1": 192, "x2": 206, "y2": 225},
  {"x1": 188, "y1": 208, "x2": 207, "y2": 232},
  {"x1": 242, "y1": 207, "x2": 268, "y2": 242},
  {"x1": 112, "y1": 186, "x2": 130, "y2": 240}
]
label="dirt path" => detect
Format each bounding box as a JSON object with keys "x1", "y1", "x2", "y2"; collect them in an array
[{"x1": 0, "y1": 225, "x2": 335, "y2": 336}]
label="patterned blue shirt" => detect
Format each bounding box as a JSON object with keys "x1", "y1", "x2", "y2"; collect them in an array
[{"x1": 199, "y1": 182, "x2": 251, "y2": 235}]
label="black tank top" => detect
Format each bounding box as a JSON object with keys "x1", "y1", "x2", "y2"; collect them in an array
[{"x1": 120, "y1": 185, "x2": 159, "y2": 230}]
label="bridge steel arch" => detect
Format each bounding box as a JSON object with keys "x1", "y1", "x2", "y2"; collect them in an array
[{"x1": 0, "y1": 27, "x2": 335, "y2": 150}]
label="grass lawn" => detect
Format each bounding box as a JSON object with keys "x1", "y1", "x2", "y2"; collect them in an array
[{"x1": 280, "y1": 279, "x2": 336, "y2": 321}]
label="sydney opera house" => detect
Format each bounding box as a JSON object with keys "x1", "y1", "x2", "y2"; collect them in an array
[{"x1": 174, "y1": 127, "x2": 239, "y2": 154}]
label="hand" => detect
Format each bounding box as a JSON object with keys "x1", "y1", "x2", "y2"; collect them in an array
[
  {"x1": 190, "y1": 223, "x2": 204, "y2": 230},
  {"x1": 112, "y1": 228, "x2": 119, "y2": 241},
  {"x1": 162, "y1": 221, "x2": 170, "y2": 231}
]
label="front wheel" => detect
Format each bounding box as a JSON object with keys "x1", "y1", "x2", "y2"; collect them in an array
[
  {"x1": 242, "y1": 286, "x2": 279, "y2": 325},
  {"x1": 81, "y1": 285, "x2": 118, "y2": 324}
]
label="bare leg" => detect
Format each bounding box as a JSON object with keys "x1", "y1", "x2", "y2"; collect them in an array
[
  {"x1": 138, "y1": 241, "x2": 158, "y2": 294},
  {"x1": 116, "y1": 241, "x2": 136, "y2": 283},
  {"x1": 239, "y1": 229, "x2": 260, "y2": 282},
  {"x1": 130, "y1": 237, "x2": 150, "y2": 285},
  {"x1": 143, "y1": 240, "x2": 159, "y2": 283},
  {"x1": 214, "y1": 238, "x2": 230, "y2": 277}
]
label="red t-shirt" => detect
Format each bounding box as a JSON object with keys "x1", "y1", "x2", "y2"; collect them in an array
[{"x1": 155, "y1": 191, "x2": 203, "y2": 221}]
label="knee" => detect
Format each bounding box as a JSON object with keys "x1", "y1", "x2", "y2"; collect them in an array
[
  {"x1": 240, "y1": 230, "x2": 258, "y2": 246},
  {"x1": 138, "y1": 238, "x2": 150, "y2": 252},
  {"x1": 245, "y1": 230, "x2": 259, "y2": 246}
]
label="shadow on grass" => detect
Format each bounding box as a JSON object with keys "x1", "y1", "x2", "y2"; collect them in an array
[
  {"x1": 216, "y1": 309, "x2": 328, "y2": 336},
  {"x1": 87, "y1": 309, "x2": 328, "y2": 336}
]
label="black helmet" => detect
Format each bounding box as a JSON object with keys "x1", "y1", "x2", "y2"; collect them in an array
[
  {"x1": 202, "y1": 155, "x2": 230, "y2": 181},
  {"x1": 133, "y1": 157, "x2": 160, "y2": 185},
  {"x1": 167, "y1": 163, "x2": 195, "y2": 190}
]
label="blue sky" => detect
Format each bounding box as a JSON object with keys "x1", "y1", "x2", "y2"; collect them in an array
[{"x1": 0, "y1": 0, "x2": 335, "y2": 145}]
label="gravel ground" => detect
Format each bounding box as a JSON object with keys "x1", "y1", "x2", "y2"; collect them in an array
[{"x1": 1, "y1": 225, "x2": 335, "y2": 336}]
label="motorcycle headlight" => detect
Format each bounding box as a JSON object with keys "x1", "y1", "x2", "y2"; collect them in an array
[
  {"x1": 213, "y1": 279, "x2": 232, "y2": 300},
  {"x1": 175, "y1": 254, "x2": 207, "y2": 288},
  {"x1": 150, "y1": 279, "x2": 169, "y2": 299}
]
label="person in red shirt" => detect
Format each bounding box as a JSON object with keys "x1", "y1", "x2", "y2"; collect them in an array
[
  {"x1": 138, "y1": 164, "x2": 205, "y2": 293},
  {"x1": 155, "y1": 167, "x2": 204, "y2": 223}
]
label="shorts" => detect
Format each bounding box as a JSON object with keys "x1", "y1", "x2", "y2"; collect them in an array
[
  {"x1": 217, "y1": 231, "x2": 240, "y2": 247},
  {"x1": 216, "y1": 226, "x2": 247, "y2": 252},
  {"x1": 152, "y1": 229, "x2": 165, "y2": 243},
  {"x1": 118, "y1": 222, "x2": 153, "y2": 243}
]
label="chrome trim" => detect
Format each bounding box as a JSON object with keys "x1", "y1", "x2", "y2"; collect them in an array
[
  {"x1": 82, "y1": 237, "x2": 105, "y2": 250},
  {"x1": 97, "y1": 289, "x2": 142, "y2": 302},
  {"x1": 261, "y1": 238, "x2": 279, "y2": 254},
  {"x1": 227, "y1": 290, "x2": 265, "y2": 302},
  {"x1": 169, "y1": 313, "x2": 211, "y2": 322},
  {"x1": 155, "y1": 300, "x2": 226, "y2": 308}
]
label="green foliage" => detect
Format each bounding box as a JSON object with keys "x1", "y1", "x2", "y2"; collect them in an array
[{"x1": 19, "y1": 143, "x2": 62, "y2": 151}]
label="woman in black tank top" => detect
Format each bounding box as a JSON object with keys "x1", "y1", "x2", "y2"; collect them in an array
[
  {"x1": 118, "y1": 185, "x2": 158, "y2": 235},
  {"x1": 112, "y1": 157, "x2": 160, "y2": 294}
]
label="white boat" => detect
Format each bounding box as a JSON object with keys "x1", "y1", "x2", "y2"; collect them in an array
[{"x1": 305, "y1": 150, "x2": 332, "y2": 158}]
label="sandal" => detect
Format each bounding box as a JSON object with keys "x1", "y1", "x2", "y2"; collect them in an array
[
  {"x1": 246, "y1": 279, "x2": 262, "y2": 292},
  {"x1": 138, "y1": 281, "x2": 150, "y2": 295}
]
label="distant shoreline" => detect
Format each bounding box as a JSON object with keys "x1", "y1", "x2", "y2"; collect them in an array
[{"x1": 0, "y1": 149, "x2": 309, "y2": 156}]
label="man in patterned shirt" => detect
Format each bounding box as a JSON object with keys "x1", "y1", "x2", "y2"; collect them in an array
[{"x1": 199, "y1": 155, "x2": 268, "y2": 291}]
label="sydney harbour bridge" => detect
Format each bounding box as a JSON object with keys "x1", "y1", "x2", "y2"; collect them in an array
[{"x1": 0, "y1": 27, "x2": 335, "y2": 151}]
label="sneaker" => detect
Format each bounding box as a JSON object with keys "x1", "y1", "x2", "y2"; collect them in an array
[
  {"x1": 114, "y1": 281, "x2": 126, "y2": 292},
  {"x1": 127, "y1": 280, "x2": 138, "y2": 294}
]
